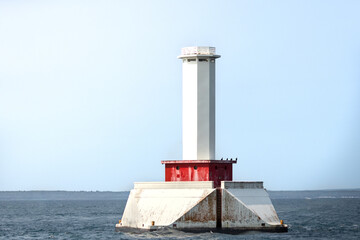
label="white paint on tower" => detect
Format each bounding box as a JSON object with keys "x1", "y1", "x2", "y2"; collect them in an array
[{"x1": 178, "y1": 47, "x2": 220, "y2": 160}]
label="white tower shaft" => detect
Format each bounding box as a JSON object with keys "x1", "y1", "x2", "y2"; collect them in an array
[{"x1": 178, "y1": 47, "x2": 220, "y2": 160}]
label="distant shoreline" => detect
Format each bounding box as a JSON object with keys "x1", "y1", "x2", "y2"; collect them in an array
[
  {"x1": 1, "y1": 188, "x2": 359, "y2": 192},
  {"x1": 0, "y1": 189, "x2": 359, "y2": 201}
]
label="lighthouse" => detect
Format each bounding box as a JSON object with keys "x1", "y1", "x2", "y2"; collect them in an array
[
  {"x1": 162, "y1": 47, "x2": 235, "y2": 188},
  {"x1": 180, "y1": 46, "x2": 218, "y2": 160},
  {"x1": 116, "y1": 47, "x2": 288, "y2": 233}
]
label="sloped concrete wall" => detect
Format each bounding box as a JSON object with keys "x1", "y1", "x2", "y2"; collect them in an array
[
  {"x1": 225, "y1": 188, "x2": 280, "y2": 225},
  {"x1": 222, "y1": 189, "x2": 265, "y2": 228},
  {"x1": 118, "y1": 181, "x2": 285, "y2": 231},
  {"x1": 174, "y1": 190, "x2": 217, "y2": 228},
  {"x1": 120, "y1": 182, "x2": 214, "y2": 229}
]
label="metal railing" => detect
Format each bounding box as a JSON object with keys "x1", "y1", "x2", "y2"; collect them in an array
[{"x1": 181, "y1": 46, "x2": 216, "y2": 56}]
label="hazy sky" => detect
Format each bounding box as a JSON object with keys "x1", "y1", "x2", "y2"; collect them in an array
[{"x1": 1, "y1": 0, "x2": 359, "y2": 191}]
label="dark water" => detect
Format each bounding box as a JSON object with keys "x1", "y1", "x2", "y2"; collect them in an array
[{"x1": 0, "y1": 190, "x2": 359, "y2": 239}]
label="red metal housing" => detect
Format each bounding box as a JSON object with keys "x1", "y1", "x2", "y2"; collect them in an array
[{"x1": 161, "y1": 160, "x2": 237, "y2": 188}]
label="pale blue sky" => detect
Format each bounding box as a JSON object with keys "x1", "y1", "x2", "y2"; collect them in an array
[{"x1": 1, "y1": 0, "x2": 359, "y2": 191}]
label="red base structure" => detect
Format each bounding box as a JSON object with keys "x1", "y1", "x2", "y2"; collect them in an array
[{"x1": 161, "y1": 160, "x2": 237, "y2": 188}]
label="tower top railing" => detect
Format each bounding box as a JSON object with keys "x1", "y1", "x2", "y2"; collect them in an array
[
  {"x1": 181, "y1": 46, "x2": 216, "y2": 56},
  {"x1": 178, "y1": 46, "x2": 220, "y2": 59}
]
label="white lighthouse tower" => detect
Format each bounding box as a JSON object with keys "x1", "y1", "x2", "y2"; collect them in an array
[
  {"x1": 179, "y1": 47, "x2": 219, "y2": 160},
  {"x1": 116, "y1": 47, "x2": 288, "y2": 233}
]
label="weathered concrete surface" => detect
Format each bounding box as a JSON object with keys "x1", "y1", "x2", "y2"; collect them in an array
[
  {"x1": 222, "y1": 188, "x2": 265, "y2": 228},
  {"x1": 173, "y1": 190, "x2": 217, "y2": 229},
  {"x1": 225, "y1": 188, "x2": 280, "y2": 225},
  {"x1": 119, "y1": 182, "x2": 215, "y2": 229},
  {"x1": 117, "y1": 181, "x2": 287, "y2": 232},
  {"x1": 222, "y1": 181, "x2": 263, "y2": 189}
]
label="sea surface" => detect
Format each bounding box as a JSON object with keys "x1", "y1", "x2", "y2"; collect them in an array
[{"x1": 0, "y1": 190, "x2": 359, "y2": 239}]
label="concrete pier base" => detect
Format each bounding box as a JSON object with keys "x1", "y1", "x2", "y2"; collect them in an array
[{"x1": 116, "y1": 181, "x2": 288, "y2": 233}]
